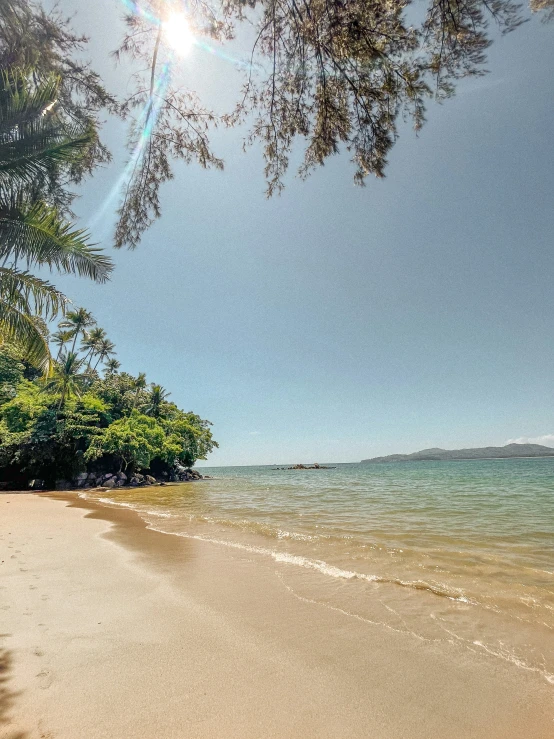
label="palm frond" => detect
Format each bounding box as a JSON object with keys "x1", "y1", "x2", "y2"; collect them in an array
[
  {"x1": 0, "y1": 126, "x2": 95, "y2": 192},
  {"x1": 0, "y1": 266, "x2": 68, "y2": 318},
  {"x1": 0, "y1": 200, "x2": 113, "y2": 282},
  {"x1": 0, "y1": 299, "x2": 51, "y2": 372},
  {"x1": 0, "y1": 68, "x2": 95, "y2": 192},
  {"x1": 0, "y1": 68, "x2": 60, "y2": 134}
]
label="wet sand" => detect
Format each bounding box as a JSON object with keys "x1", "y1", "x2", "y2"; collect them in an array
[{"x1": 0, "y1": 492, "x2": 552, "y2": 738}]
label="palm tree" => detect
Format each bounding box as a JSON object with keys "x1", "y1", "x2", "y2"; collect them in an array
[
  {"x1": 0, "y1": 67, "x2": 113, "y2": 372},
  {"x1": 58, "y1": 307, "x2": 96, "y2": 354},
  {"x1": 51, "y1": 329, "x2": 73, "y2": 360},
  {"x1": 131, "y1": 372, "x2": 147, "y2": 411},
  {"x1": 80, "y1": 326, "x2": 106, "y2": 367},
  {"x1": 93, "y1": 338, "x2": 115, "y2": 370},
  {"x1": 144, "y1": 384, "x2": 171, "y2": 418},
  {"x1": 43, "y1": 351, "x2": 86, "y2": 408},
  {"x1": 82, "y1": 366, "x2": 99, "y2": 389},
  {"x1": 105, "y1": 358, "x2": 121, "y2": 376}
]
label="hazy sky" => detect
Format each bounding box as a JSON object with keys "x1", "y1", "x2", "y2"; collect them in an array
[{"x1": 53, "y1": 1, "x2": 554, "y2": 465}]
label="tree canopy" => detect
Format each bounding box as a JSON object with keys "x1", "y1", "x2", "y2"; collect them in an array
[{"x1": 1, "y1": 0, "x2": 551, "y2": 249}]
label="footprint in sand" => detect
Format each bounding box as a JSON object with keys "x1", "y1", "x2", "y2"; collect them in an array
[
  {"x1": 36, "y1": 669, "x2": 53, "y2": 689},
  {"x1": 38, "y1": 719, "x2": 55, "y2": 738},
  {"x1": 34, "y1": 647, "x2": 45, "y2": 657},
  {"x1": 41, "y1": 594, "x2": 49, "y2": 601},
  {"x1": 29, "y1": 585, "x2": 37, "y2": 590}
]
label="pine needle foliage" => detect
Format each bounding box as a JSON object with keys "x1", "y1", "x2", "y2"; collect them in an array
[{"x1": 109, "y1": 0, "x2": 551, "y2": 247}]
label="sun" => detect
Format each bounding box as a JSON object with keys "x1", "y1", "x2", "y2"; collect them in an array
[{"x1": 163, "y1": 13, "x2": 195, "y2": 57}]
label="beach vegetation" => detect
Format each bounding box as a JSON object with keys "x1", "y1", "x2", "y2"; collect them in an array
[
  {"x1": 42, "y1": 351, "x2": 87, "y2": 408},
  {"x1": 85, "y1": 412, "x2": 166, "y2": 473},
  {"x1": 0, "y1": 337, "x2": 218, "y2": 487}
]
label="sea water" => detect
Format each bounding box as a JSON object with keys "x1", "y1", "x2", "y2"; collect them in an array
[{"x1": 82, "y1": 458, "x2": 554, "y2": 684}]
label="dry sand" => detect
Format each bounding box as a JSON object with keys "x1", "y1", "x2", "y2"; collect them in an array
[{"x1": 0, "y1": 492, "x2": 552, "y2": 738}]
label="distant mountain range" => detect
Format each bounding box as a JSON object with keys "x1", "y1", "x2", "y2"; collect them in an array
[{"x1": 361, "y1": 443, "x2": 554, "y2": 463}]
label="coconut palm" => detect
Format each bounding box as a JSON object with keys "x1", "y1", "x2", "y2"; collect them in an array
[
  {"x1": 0, "y1": 67, "x2": 113, "y2": 372},
  {"x1": 105, "y1": 358, "x2": 121, "y2": 376},
  {"x1": 43, "y1": 351, "x2": 86, "y2": 408},
  {"x1": 51, "y1": 328, "x2": 73, "y2": 360},
  {"x1": 82, "y1": 366, "x2": 99, "y2": 389},
  {"x1": 144, "y1": 384, "x2": 171, "y2": 419},
  {"x1": 58, "y1": 307, "x2": 96, "y2": 354},
  {"x1": 80, "y1": 326, "x2": 106, "y2": 367},
  {"x1": 93, "y1": 337, "x2": 115, "y2": 370},
  {"x1": 131, "y1": 372, "x2": 147, "y2": 411}
]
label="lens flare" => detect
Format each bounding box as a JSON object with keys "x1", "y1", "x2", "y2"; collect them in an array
[{"x1": 163, "y1": 12, "x2": 195, "y2": 57}]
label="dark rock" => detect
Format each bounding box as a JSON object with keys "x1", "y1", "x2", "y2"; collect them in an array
[
  {"x1": 55, "y1": 479, "x2": 72, "y2": 491},
  {"x1": 145, "y1": 475, "x2": 156, "y2": 485}
]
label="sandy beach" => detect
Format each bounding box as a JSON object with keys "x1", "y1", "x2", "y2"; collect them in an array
[{"x1": 1, "y1": 492, "x2": 552, "y2": 739}]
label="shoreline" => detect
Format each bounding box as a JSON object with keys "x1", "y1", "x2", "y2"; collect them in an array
[{"x1": 1, "y1": 492, "x2": 552, "y2": 738}]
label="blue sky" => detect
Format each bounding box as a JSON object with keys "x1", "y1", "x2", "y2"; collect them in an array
[{"x1": 53, "y1": 1, "x2": 554, "y2": 465}]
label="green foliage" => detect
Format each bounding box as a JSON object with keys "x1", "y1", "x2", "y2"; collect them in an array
[
  {"x1": 42, "y1": 351, "x2": 87, "y2": 407},
  {"x1": 144, "y1": 384, "x2": 170, "y2": 418},
  {"x1": 86, "y1": 412, "x2": 165, "y2": 472},
  {"x1": 0, "y1": 379, "x2": 47, "y2": 433},
  {"x1": 0, "y1": 347, "x2": 25, "y2": 402},
  {"x1": 0, "y1": 338, "x2": 218, "y2": 485}
]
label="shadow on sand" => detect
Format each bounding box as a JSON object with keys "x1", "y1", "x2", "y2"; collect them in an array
[{"x1": 0, "y1": 646, "x2": 27, "y2": 739}]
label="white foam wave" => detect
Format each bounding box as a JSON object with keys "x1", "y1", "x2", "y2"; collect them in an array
[
  {"x1": 472, "y1": 641, "x2": 554, "y2": 685},
  {"x1": 143, "y1": 528, "x2": 472, "y2": 603},
  {"x1": 277, "y1": 529, "x2": 318, "y2": 541},
  {"x1": 272, "y1": 551, "x2": 379, "y2": 582},
  {"x1": 97, "y1": 497, "x2": 134, "y2": 508}
]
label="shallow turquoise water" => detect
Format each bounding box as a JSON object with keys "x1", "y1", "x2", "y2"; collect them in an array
[{"x1": 84, "y1": 458, "x2": 554, "y2": 684}]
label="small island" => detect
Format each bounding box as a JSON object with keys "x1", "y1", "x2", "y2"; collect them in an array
[{"x1": 272, "y1": 463, "x2": 336, "y2": 470}]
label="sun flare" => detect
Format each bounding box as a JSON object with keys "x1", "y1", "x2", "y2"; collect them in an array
[{"x1": 163, "y1": 12, "x2": 195, "y2": 57}]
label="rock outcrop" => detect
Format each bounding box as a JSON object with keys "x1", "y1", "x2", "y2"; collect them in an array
[
  {"x1": 52, "y1": 467, "x2": 205, "y2": 491},
  {"x1": 271, "y1": 463, "x2": 336, "y2": 470}
]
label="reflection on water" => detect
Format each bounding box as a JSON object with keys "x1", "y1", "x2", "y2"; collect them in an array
[{"x1": 82, "y1": 459, "x2": 554, "y2": 684}]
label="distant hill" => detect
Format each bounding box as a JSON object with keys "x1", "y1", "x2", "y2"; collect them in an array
[{"x1": 361, "y1": 443, "x2": 554, "y2": 463}]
